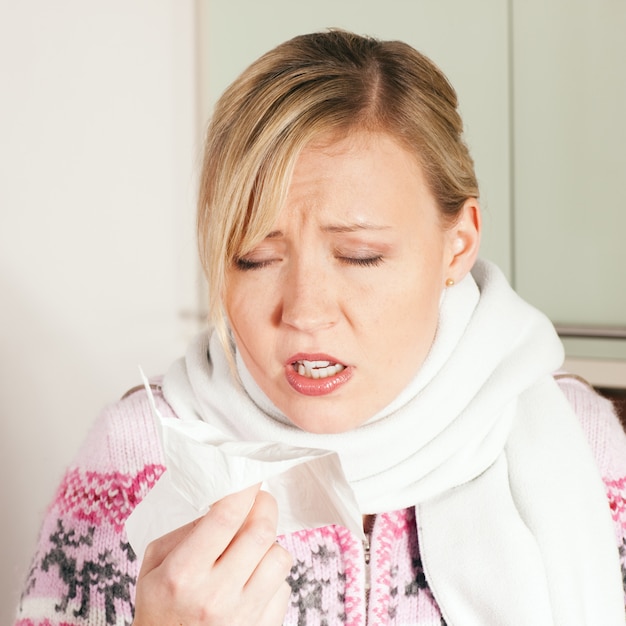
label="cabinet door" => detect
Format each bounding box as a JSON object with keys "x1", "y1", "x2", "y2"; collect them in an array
[
  {"x1": 199, "y1": 0, "x2": 512, "y2": 275},
  {"x1": 512, "y1": 0, "x2": 626, "y2": 359}
]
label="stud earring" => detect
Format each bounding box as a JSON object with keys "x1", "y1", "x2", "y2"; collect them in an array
[{"x1": 445, "y1": 278, "x2": 455, "y2": 287}]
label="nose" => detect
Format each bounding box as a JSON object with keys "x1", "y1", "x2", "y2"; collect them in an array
[{"x1": 280, "y1": 258, "x2": 339, "y2": 333}]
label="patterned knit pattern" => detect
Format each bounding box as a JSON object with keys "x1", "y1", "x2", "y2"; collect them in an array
[
  {"x1": 557, "y1": 375, "x2": 626, "y2": 601},
  {"x1": 15, "y1": 389, "x2": 167, "y2": 626},
  {"x1": 368, "y1": 508, "x2": 443, "y2": 626},
  {"x1": 280, "y1": 525, "x2": 364, "y2": 626},
  {"x1": 277, "y1": 509, "x2": 446, "y2": 626},
  {"x1": 13, "y1": 377, "x2": 626, "y2": 625}
]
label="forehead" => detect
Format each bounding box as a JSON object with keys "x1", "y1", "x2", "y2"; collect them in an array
[
  {"x1": 285, "y1": 131, "x2": 424, "y2": 205},
  {"x1": 263, "y1": 130, "x2": 442, "y2": 236},
  {"x1": 299, "y1": 129, "x2": 416, "y2": 163}
]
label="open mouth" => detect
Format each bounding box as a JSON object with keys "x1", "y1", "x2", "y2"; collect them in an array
[{"x1": 292, "y1": 359, "x2": 346, "y2": 379}]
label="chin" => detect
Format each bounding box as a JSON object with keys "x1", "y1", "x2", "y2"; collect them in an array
[
  {"x1": 293, "y1": 418, "x2": 356, "y2": 435},
  {"x1": 271, "y1": 384, "x2": 373, "y2": 433},
  {"x1": 283, "y1": 402, "x2": 366, "y2": 434}
]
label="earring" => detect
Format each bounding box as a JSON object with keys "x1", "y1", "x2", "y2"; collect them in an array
[{"x1": 445, "y1": 278, "x2": 455, "y2": 287}]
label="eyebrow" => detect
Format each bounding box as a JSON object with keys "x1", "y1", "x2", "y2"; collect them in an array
[
  {"x1": 322, "y1": 222, "x2": 391, "y2": 233},
  {"x1": 264, "y1": 222, "x2": 391, "y2": 238}
]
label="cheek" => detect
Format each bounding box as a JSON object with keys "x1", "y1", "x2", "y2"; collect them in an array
[
  {"x1": 382, "y1": 274, "x2": 442, "y2": 362},
  {"x1": 227, "y1": 272, "x2": 281, "y2": 317},
  {"x1": 224, "y1": 282, "x2": 255, "y2": 342},
  {"x1": 225, "y1": 274, "x2": 262, "y2": 321},
  {"x1": 227, "y1": 311, "x2": 270, "y2": 378},
  {"x1": 225, "y1": 279, "x2": 278, "y2": 362}
]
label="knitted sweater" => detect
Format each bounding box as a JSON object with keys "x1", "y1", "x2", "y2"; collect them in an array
[{"x1": 14, "y1": 375, "x2": 626, "y2": 626}]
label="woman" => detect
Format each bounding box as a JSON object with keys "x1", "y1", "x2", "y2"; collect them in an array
[{"x1": 15, "y1": 30, "x2": 626, "y2": 625}]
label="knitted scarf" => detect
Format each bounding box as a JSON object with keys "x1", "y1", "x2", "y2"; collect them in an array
[{"x1": 161, "y1": 259, "x2": 624, "y2": 625}]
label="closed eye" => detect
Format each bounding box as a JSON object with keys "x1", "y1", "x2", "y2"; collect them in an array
[
  {"x1": 235, "y1": 254, "x2": 385, "y2": 269},
  {"x1": 338, "y1": 255, "x2": 384, "y2": 267},
  {"x1": 233, "y1": 257, "x2": 277, "y2": 271}
]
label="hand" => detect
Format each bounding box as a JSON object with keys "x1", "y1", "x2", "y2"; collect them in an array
[{"x1": 132, "y1": 484, "x2": 293, "y2": 625}]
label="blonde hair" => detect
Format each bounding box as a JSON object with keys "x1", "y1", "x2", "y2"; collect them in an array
[{"x1": 198, "y1": 29, "x2": 479, "y2": 340}]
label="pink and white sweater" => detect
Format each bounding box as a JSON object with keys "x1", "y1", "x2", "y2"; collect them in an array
[{"x1": 14, "y1": 375, "x2": 626, "y2": 626}]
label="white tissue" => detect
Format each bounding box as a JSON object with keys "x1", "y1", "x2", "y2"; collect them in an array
[{"x1": 125, "y1": 372, "x2": 364, "y2": 561}]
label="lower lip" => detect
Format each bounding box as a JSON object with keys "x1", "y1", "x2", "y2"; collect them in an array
[{"x1": 285, "y1": 364, "x2": 353, "y2": 396}]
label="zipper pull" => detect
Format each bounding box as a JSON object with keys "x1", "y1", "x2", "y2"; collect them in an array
[{"x1": 363, "y1": 532, "x2": 372, "y2": 595}]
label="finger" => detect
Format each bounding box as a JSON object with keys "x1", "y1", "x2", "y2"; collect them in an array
[
  {"x1": 256, "y1": 580, "x2": 293, "y2": 626},
  {"x1": 244, "y1": 541, "x2": 293, "y2": 609},
  {"x1": 166, "y1": 483, "x2": 262, "y2": 570},
  {"x1": 138, "y1": 517, "x2": 200, "y2": 578},
  {"x1": 213, "y1": 490, "x2": 281, "y2": 586}
]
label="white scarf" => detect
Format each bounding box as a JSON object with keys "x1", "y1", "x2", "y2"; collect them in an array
[{"x1": 162, "y1": 259, "x2": 624, "y2": 625}]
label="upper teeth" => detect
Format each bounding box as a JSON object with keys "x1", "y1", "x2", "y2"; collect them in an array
[{"x1": 296, "y1": 359, "x2": 345, "y2": 379}]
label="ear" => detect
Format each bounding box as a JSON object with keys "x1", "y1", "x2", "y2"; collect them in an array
[{"x1": 444, "y1": 198, "x2": 481, "y2": 284}]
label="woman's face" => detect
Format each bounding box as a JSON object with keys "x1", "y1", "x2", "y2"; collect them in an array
[{"x1": 225, "y1": 131, "x2": 477, "y2": 433}]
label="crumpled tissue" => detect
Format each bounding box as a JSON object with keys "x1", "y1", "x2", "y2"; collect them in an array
[{"x1": 125, "y1": 373, "x2": 364, "y2": 561}]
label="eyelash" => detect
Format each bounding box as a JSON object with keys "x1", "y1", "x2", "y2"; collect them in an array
[
  {"x1": 233, "y1": 257, "x2": 273, "y2": 271},
  {"x1": 234, "y1": 255, "x2": 384, "y2": 271},
  {"x1": 338, "y1": 255, "x2": 384, "y2": 267}
]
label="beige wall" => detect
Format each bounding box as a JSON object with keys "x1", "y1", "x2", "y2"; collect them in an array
[{"x1": 0, "y1": 1, "x2": 201, "y2": 620}]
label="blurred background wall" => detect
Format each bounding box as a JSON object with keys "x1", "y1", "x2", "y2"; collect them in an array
[
  {"x1": 1, "y1": 1, "x2": 200, "y2": 620},
  {"x1": 2, "y1": 0, "x2": 625, "y2": 621}
]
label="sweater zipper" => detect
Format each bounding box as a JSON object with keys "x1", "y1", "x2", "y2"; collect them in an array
[
  {"x1": 362, "y1": 514, "x2": 375, "y2": 618},
  {"x1": 363, "y1": 532, "x2": 372, "y2": 610}
]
